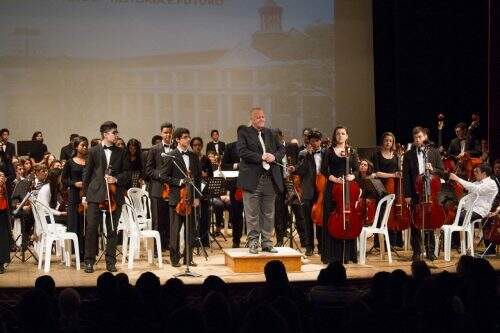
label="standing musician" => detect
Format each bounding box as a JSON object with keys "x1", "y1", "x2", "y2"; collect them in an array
[
  {"x1": 321, "y1": 126, "x2": 359, "y2": 264},
  {"x1": 372, "y1": 132, "x2": 403, "y2": 247},
  {"x1": 145, "y1": 122, "x2": 174, "y2": 252},
  {"x1": 221, "y1": 125, "x2": 246, "y2": 248},
  {"x1": 61, "y1": 136, "x2": 88, "y2": 260},
  {"x1": 161, "y1": 128, "x2": 202, "y2": 267},
  {"x1": 403, "y1": 126, "x2": 444, "y2": 261},
  {"x1": 237, "y1": 107, "x2": 285, "y2": 254},
  {"x1": 206, "y1": 129, "x2": 225, "y2": 156},
  {"x1": 0, "y1": 171, "x2": 10, "y2": 274},
  {"x1": 190, "y1": 136, "x2": 213, "y2": 248},
  {"x1": 295, "y1": 129, "x2": 325, "y2": 256},
  {"x1": 82, "y1": 121, "x2": 130, "y2": 273}
]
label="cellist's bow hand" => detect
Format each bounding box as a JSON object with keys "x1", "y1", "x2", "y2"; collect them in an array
[{"x1": 448, "y1": 173, "x2": 459, "y2": 182}]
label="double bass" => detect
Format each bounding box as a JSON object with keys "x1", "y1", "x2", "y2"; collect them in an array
[
  {"x1": 328, "y1": 147, "x2": 362, "y2": 239},
  {"x1": 412, "y1": 146, "x2": 446, "y2": 230}
]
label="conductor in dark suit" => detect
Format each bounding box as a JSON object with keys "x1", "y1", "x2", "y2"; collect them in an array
[
  {"x1": 59, "y1": 134, "x2": 79, "y2": 161},
  {"x1": 82, "y1": 121, "x2": 130, "y2": 273},
  {"x1": 161, "y1": 128, "x2": 202, "y2": 267},
  {"x1": 237, "y1": 107, "x2": 285, "y2": 254},
  {"x1": 206, "y1": 129, "x2": 225, "y2": 156},
  {"x1": 403, "y1": 126, "x2": 444, "y2": 261},
  {"x1": 1, "y1": 128, "x2": 16, "y2": 162},
  {"x1": 145, "y1": 122, "x2": 174, "y2": 251}
]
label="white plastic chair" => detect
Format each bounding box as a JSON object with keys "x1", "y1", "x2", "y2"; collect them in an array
[
  {"x1": 436, "y1": 193, "x2": 479, "y2": 261},
  {"x1": 30, "y1": 198, "x2": 80, "y2": 272},
  {"x1": 121, "y1": 203, "x2": 163, "y2": 269},
  {"x1": 359, "y1": 194, "x2": 396, "y2": 264},
  {"x1": 127, "y1": 188, "x2": 153, "y2": 230}
]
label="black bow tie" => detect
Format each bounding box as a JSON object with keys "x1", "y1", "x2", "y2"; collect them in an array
[
  {"x1": 164, "y1": 144, "x2": 170, "y2": 149},
  {"x1": 181, "y1": 151, "x2": 189, "y2": 156},
  {"x1": 103, "y1": 145, "x2": 114, "y2": 150},
  {"x1": 313, "y1": 150, "x2": 321, "y2": 155}
]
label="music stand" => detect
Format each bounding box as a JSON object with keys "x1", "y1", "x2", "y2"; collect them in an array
[
  {"x1": 203, "y1": 177, "x2": 227, "y2": 250},
  {"x1": 17, "y1": 140, "x2": 44, "y2": 163}
]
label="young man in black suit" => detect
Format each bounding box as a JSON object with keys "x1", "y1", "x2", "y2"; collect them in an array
[
  {"x1": 206, "y1": 129, "x2": 225, "y2": 156},
  {"x1": 145, "y1": 122, "x2": 174, "y2": 251},
  {"x1": 447, "y1": 122, "x2": 481, "y2": 160},
  {"x1": 0, "y1": 128, "x2": 16, "y2": 162},
  {"x1": 295, "y1": 129, "x2": 324, "y2": 256},
  {"x1": 403, "y1": 126, "x2": 444, "y2": 261},
  {"x1": 237, "y1": 107, "x2": 285, "y2": 254},
  {"x1": 59, "y1": 134, "x2": 79, "y2": 161},
  {"x1": 82, "y1": 121, "x2": 130, "y2": 273},
  {"x1": 221, "y1": 125, "x2": 246, "y2": 248},
  {"x1": 161, "y1": 128, "x2": 202, "y2": 267}
]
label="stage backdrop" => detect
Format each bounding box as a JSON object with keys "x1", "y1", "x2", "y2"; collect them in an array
[{"x1": 0, "y1": 0, "x2": 374, "y2": 153}]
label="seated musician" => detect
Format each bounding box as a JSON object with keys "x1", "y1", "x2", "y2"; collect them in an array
[
  {"x1": 37, "y1": 167, "x2": 67, "y2": 223},
  {"x1": 449, "y1": 163, "x2": 498, "y2": 255},
  {"x1": 484, "y1": 159, "x2": 500, "y2": 255},
  {"x1": 447, "y1": 122, "x2": 481, "y2": 160}
]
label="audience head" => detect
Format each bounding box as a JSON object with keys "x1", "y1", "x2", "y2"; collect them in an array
[
  {"x1": 411, "y1": 260, "x2": 431, "y2": 283},
  {"x1": 136, "y1": 271, "x2": 161, "y2": 299},
  {"x1": 34, "y1": 275, "x2": 56, "y2": 297},
  {"x1": 317, "y1": 260, "x2": 347, "y2": 287},
  {"x1": 96, "y1": 272, "x2": 116, "y2": 300},
  {"x1": 58, "y1": 288, "x2": 80, "y2": 319},
  {"x1": 264, "y1": 260, "x2": 289, "y2": 289},
  {"x1": 201, "y1": 275, "x2": 228, "y2": 298}
]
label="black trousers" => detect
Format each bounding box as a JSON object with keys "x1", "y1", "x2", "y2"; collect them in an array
[
  {"x1": 211, "y1": 198, "x2": 228, "y2": 228},
  {"x1": 229, "y1": 189, "x2": 244, "y2": 246},
  {"x1": 302, "y1": 199, "x2": 323, "y2": 252},
  {"x1": 169, "y1": 206, "x2": 195, "y2": 264},
  {"x1": 66, "y1": 202, "x2": 85, "y2": 258},
  {"x1": 452, "y1": 210, "x2": 483, "y2": 247},
  {"x1": 410, "y1": 225, "x2": 435, "y2": 256},
  {"x1": 151, "y1": 197, "x2": 170, "y2": 250},
  {"x1": 84, "y1": 202, "x2": 121, "y2": 266},
  {"x1": 199, "y1": 200, "x2": 210, "y2": 247},
  {"x1": 274, "y1": 191, "x2": 287, "y2": 243}
]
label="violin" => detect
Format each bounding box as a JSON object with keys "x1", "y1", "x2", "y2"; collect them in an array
[
  {"x1": 386, "y1": 145, "x2": 410, "y2": 231},
  {"x1": 412, "y1": 146, "x2": 446, "y2": 230},
  {"x1": 99, "y1": 167, "x2": 117, "y2": 213},
  {"x1": 58, "y1": 187, "x2": 69, "y2": 213},
  {"x1": 327, "y1": 147, "x2": 362, "y2": 239},
  {"x1": 285, "y1": 156, "x2": 302, "y2": 205},
  {"x1": 175, "y1": 171, "x2": 193, "y2": 216},
  {"x1": 161, "y1": 183, "x2": 170, "y2": 200}
]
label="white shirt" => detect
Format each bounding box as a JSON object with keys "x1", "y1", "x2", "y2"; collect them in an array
[
  {"x1": 163, "y1": 142, "x2": 171, "y2": 154},
  {"x1": 313, "y1": 150, "x2": 322, "y2": 174},
  {"x1": 37, "y1": 183, "x2": 63, "y2": 216},
  {"x1": 102, "y1": 143, "x2": 112, "y2": 167},
  {"x1": 457, "y1": 176, "x2": 498, "y2": 218},
  {"x1": 460, "y1": 140, "x2": 466, "y2": 153},
  {"x1": 417, "y1": 148, "x2": 425, "y2": 175},
  {"x1": 213, "y1": 142, "x2": 219, "y2": 154},
  {"x1": 178, "y1": 147, "x2": 190, "y2": 171}
]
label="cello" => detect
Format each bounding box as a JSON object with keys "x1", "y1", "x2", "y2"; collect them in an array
[
  {"x1": 311, "y1": 173, "x2": 327, "y2": 225},
  {"x1": 386, "y1": 145, "x2": 410, "y2": 231},
  {"x1": 328, "y1": 147, "x2": 362, "y2": 239},
  {"x1": 412, "y1": 146, "x2": 446, "y2": 230}
]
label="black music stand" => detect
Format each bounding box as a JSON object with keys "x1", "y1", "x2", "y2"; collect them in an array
[{"x1": 203, "y1": 177, "x2": 226, "y2": 251}]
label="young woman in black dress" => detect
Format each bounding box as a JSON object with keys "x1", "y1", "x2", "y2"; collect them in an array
[
  {"x1": 371, "y1": 132, "x2": 403, "y2": 247},
  {"x1": 321, "y1": 126, "x2": 359, "y2": 264},
  {"x1": 61, "y1": 136, "x2": 88, "y2": 259},
  {"x1": 126, "y1": 138, "x2": 143, "y2": 189}
]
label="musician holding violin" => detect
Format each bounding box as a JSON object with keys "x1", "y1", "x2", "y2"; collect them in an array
[
  {"x1": 295, "y1": 129, "x2": 325, "y2": 256},
  {"x1": 146, "y1": 122, "x2": 174, "y2": 252},
  {"x1": 449, "y1": 163, "x2": 498, "y2": 255},
  {"x1": 321, "y1": 126, "x2": 360, "y2": 264},
  {"x1": 160, "y1": 128, "x2": 201, "y2": 268},
  {"x1": 82, "y1": 121, "x2": 130, "y2": 273},
  {"x1": 61, "y1": 136, "x2": 88, "y2": 261},
  {"x1": 403, "y1": 126, "x2": 444, "y2": 261}
]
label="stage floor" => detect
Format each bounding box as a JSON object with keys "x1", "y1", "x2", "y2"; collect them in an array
[{"x1": 1, "y1": 241, "x2": 499, "y2": 288}]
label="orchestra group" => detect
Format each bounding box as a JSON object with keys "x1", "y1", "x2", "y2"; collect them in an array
[{"x1": 0, "y1": 107, "x2": 499, "y2": 275}]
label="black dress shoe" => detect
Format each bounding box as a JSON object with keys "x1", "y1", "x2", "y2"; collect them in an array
[
  {"x1": 249, "y1": 245, "x2": 258, "y2": 254},
  {"x1": 0, "y1": 264, "x2": 5, "y2": 274},
  {"x1": 232, "y1": 243, "x2": 240, "y2": 248},
  {"x1": 427, "y1": 254, "x2": 437, "y2": 261},
  {"x1": 183, "y1": 260, "x2": 197, "y2": 267},
  {"x1": 171, "y1": 261, "x2": 181, "y2": 268},
  {"x1": 305, "y1": 249, "x2": 314, "y2": 256},
  {"x1": 262, "y1": 246, "x2": 278, "y2": 253},
  {"x1": 412, "y1": 254, "x2": 421, "y2": 262},
  {"x1": 84, "y1": 263, "x2": 94, "y2": 273},
  {"x1": 106, "y1": 264, "x2": 117, "y2": 273}
]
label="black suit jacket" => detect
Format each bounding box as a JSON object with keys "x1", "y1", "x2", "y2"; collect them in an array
[
  {"x1": 160, "y1": 148, "x2": 202, "y2": 206},
  {"x1": 206, "y1": 141, "x2": 225, "y2": 156},
  {"x1": 59, "y1": 143, "x2": 74, "y2": 161},
  {"x1": 82, "y1": 145, "x2": 130, "y2": 204},
  {"x1": 220, "y1": 141, "x2": 239, "y2": 191},
  {"x1": 2, "y1": 142, "x2": 15, "y2": 161},
  {"x1": 295, "y1": 148, "x2": 325, "y2": 201},
  {"x1": 447, "y1": 138, "x2": 481, "y2": 158},
  {"x1": 403, "y1": 146, "x2": 444, "y2": 200},
  {"x1": 145, "y1": 143, "x2": 171, "y2": 198},
  {"x1": 236, "y1": 126, "x2": 285, "y2": 193}
]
